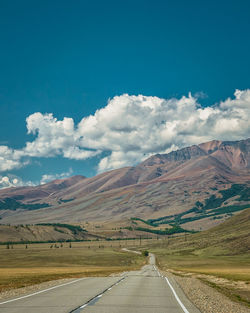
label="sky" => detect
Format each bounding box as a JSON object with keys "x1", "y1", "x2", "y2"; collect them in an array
[{"x1": 0, "y1": 0, "x2": 250, "y2": 188}]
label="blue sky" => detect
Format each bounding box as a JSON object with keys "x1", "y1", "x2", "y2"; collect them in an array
[{"x1": 0, "y1": 0, "x2": 250, "y2": 187}]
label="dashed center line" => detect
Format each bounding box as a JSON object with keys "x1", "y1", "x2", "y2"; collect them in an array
[{"x1": 70, "y1": 277, "x2": 125, "y2": 313}]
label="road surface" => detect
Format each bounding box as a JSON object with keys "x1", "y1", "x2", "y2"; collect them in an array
[{"x1": 0, "y1": 254, "x2": 200, "y2": 313}]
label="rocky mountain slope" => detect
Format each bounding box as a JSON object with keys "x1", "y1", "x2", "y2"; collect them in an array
[{"x1": 0, "y1": 138, "x2": 249, "y2": 230}]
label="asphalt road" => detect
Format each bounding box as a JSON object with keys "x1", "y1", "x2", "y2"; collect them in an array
[{"x1": 0, "y1": 254, "x2": 200, "y2": 313}]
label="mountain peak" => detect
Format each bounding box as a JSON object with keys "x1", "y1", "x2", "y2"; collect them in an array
[{"x1": 198, "y1": 140, "x2": 222, "y2": 154}]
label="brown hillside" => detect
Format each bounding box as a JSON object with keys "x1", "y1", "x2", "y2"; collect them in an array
[{"x1": 0, "y1": 138, "x2": 249, "y2": 230}]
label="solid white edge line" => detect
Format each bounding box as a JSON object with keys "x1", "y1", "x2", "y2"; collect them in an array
[
  {"x1": 0, "y1": 278, "x2": 86, "y2": 305},
  {"x1": 165, "y1": 277, "x2": 190, "y2": 313}
]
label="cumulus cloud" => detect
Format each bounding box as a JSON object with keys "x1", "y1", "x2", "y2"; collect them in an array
[
  {"x1": 0, "y1": 89, "x2": 250, "y2": 173},
  {"x1": 0, "y1": 175, "x2": 35, "y2": 189},
  {"x1": 40, "y1": 168, "x2": 73, "y2": 184},
  {"x1": 0, "y1": 169, "x2": 73, "y2": 189},
  {"x1": 0, "y1": 146, "x2": 26, "y2": 171},
  {"x1": 24, "y1": 113, "x2": 100, "y2": 159},
  {"x1": 78, "y1": 90, "x2": 250, "y2": 171}
]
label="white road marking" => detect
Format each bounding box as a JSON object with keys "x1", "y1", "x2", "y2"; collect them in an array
[
  {"x1": 165, "y1": 277, "x2": 190, "y2": 313},
  {"x1": 80, "y1": 293, "x2": 103, "y2": 308},
  {"x1": 153, "y1": 265, "x2": 161, "y2": 277},
  {"x1": 77, "y1": 277, "x2": 125, "y2": 311},
  {"x1": 0, "y1": 278, "x2": 86, "y2": 305}
]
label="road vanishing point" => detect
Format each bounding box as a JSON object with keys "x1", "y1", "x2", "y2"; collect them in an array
[{"x1": 0, "y1": 254, "x2": 200, "y2": 313}]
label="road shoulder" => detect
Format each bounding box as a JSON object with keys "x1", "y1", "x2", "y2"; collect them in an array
[{"x1": 166, "y1": 271, "x2": 250, "y2": 313}]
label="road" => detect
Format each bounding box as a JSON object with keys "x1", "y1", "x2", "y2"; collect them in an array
[{"x1": 0, "y1": 254, "x2": 200, "y2": 313}]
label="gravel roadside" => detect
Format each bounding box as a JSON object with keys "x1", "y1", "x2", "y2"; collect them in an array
[{"x1": 168, "y1": 272, "x2": 250, "y2": 313}]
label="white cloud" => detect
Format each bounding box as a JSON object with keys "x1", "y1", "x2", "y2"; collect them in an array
[
  {"x1": 0, "y1": 89, "x2": 250, "y2": 173},
  {"x1": 23, "y1": 112, "x2": 101, "y2": 160},
  {"x1": 0, "y1": 169, "x2": 73, "y2": 189},
  {"x1": 0, "y1": 174, "x2": 35, "y2": 189},
  {"x1": 0, "y1": 146, "x2": 26, "y2": 171},
  {"x1": 78, "y1": 90, "x2": 250, "y2": 171},
  {"x1": 40, "y1": 168, "x2": 73, "y2": 185},
  {"x1": 0, "y1": 176, "x2": 13, "y2": 188}
]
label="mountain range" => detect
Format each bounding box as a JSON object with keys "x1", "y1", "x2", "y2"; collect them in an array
[{"x1": 0, "y1": 138, "x2": 249, "y2": 231}]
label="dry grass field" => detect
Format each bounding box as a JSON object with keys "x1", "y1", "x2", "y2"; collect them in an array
[{"x1": 0, "y1": 240, "x2": 146, "y2": 292}]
